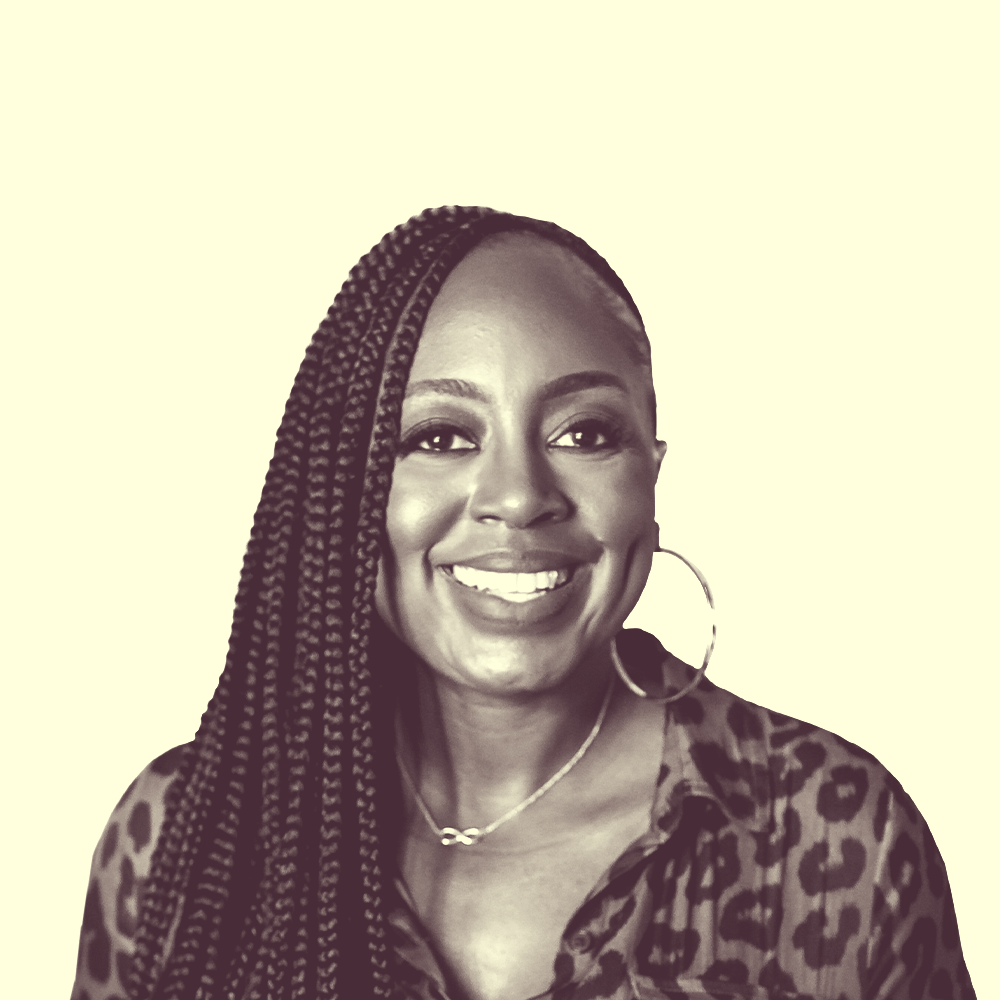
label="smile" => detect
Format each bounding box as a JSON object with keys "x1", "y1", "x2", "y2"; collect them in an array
[{"x1": 448, "y1": 565, "x2": 572, "y2": 603}]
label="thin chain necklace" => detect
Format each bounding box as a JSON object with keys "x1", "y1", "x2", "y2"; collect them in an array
[{"x1": 396, "y1": 678, "x2": 616, "y2": 847}]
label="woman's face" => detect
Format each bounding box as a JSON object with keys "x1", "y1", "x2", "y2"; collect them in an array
[{"x1": 375, "y1": 234, "x2": 666, "y2": 696}]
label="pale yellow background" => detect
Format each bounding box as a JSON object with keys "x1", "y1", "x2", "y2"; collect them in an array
[{"x1": 2, "y1": 3, "x2": 996, "y2": 994}]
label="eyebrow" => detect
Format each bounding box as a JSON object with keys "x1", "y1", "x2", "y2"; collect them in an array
[
  {"x1": 404, "y1": 377, "x2": 489, "y2": 402},
  {"x1": 539, "y1": 371, "x2": 628, "y2": 401},
  {"x1": 404, "y1": 370, "x2": 628, "y2": 403}
]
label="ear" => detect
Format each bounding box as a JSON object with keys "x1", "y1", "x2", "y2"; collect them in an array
[{"x1": 653, "y1": 439, "x2": 667, "y2": 480}]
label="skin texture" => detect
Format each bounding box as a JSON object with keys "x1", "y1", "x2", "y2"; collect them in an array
[
  {"x1": 374, "y1": 234, "x2": 673, "y2": 1000},
  {"x1": 375, "y1": 233, "x2": 665, "y2": 699}
]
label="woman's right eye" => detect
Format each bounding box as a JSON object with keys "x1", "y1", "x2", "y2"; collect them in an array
[{"x1": 400, "y1": 426, "x2": 477, "y2": 455}]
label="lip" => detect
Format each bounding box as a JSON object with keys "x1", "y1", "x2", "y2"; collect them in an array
[{"x1": 443, "y1": 548, "x2": 587, "y2": 574}]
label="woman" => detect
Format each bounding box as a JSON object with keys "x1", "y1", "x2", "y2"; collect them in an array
[{"x1": 72, "y1": 207, "x2": 976, "y2": 1000}]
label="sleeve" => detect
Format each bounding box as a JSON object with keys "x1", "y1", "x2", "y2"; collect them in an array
[
  {"x1": 70, "y1": 745, "x2": 188, "y2": 1000},
  {"x1": 859, "y1": 771, "x2": 976, "y2": 1000}
]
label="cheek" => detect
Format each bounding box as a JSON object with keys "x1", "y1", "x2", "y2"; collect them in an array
[
  {"x1": 375, "y1": 469, "x2": 466, "y2": 655},
  {"x1": 580, "y1": 457, "x2": 657, "y2": 544},
  {"x1": 382, "y1": 468, "x2": 461, "y2": 560}
]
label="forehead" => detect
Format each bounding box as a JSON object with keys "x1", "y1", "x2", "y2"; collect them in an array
[{"x1": 409, "y1": 233, "x2": 648, "y2": 387}]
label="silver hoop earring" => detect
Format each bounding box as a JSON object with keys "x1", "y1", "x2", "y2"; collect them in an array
[{"x1": 611, "y1": 547, "x2": 716, "y2": 702}]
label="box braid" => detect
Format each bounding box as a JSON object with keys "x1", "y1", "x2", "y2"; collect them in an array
[{"x1": 128, "y1": 206, "x2": 646, "y2": 1000}]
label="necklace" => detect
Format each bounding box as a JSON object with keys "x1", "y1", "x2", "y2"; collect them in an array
[{"x1": 395, "y1": 679, "x2": 616, "y2": 847}]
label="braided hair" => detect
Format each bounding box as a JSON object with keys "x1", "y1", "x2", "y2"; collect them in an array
[{"x1": 130, "y1": 206, "x2": 645, "y2": 1000}]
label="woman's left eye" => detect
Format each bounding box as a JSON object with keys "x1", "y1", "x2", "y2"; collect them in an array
[{"x1": 549, "y1": 420, "x2": 621, "y2": 451}]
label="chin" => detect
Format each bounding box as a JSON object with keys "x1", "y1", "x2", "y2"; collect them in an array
[{"x1": 426, "y1": 629, "x2": 600, "y2": 696}]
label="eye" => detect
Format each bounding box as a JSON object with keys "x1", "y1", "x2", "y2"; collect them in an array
[
  {"x1": 549, "y1": 419, "x2": 621, "y2": 451},
  {"x1": 399, "y1": 424, "x2": 477, "y2": 455}
]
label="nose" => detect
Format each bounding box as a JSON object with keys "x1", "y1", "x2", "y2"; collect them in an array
[{"x1": 467, "y1": 439, "x2": 572, "y2": 529}]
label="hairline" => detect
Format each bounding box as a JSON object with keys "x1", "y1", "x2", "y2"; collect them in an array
[{"x1": 438, "y1": 228, "x2": 659, "y2": 433}]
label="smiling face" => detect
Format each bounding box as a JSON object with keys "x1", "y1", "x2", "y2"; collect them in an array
[{"x1": 375, "y1": 233, "x2": 666, "y2": 696}]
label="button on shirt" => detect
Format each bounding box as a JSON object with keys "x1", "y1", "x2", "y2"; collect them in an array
[{"x1": 387, "y1": 673, "x2": 976, "y2": 999}]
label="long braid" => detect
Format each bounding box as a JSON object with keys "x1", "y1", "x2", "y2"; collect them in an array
[{"x1": 129, "y1": 206, "x2": 643, "y2": 1000}]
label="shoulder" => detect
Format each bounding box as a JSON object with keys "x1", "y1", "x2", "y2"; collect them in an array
[
  {"x1": 71, "y1": 744, "x2": 191, "y2": 1000},
  {"x1": 673, "y1": 674, "x2": 909, "y2": 832},
  {"x1": 663, "y1": 680, "x2": 976, "y2": 997},
  {"x1": 673, "y1": 677, "x2": 937, "y2": 890}
]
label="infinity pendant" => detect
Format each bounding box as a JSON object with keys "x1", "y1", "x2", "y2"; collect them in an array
[{"x1": 439, "y1": 827, "x2": 482, "y2": 847}]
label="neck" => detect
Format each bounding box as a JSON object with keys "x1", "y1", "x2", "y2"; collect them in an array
[{"x1": 397, "y1": 651, "x2": 615, "y2": 839}]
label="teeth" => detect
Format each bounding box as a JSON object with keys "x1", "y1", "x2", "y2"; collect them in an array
[{"x1": 451, "y1": 565, "x2": 569, "y2": 601}]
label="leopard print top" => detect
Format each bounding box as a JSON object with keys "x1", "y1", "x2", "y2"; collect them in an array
[
  {"x1": 72, "y1": 675, "x2": 976, "y2": 999},
  {"x1": 72, "y1": 744, "x2": 186, "y2": 1000}
]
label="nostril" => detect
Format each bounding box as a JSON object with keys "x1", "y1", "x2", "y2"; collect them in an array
[
  {"x1": 525, "y1": 508, "x2": 563, "y2": 528},
  {"x1": 473, "y1": 496, "x2": 571, "y2": 530}
]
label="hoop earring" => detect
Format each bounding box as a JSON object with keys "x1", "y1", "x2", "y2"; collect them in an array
[{"x1": 611, "y1": 547, "x2": 716, "y2": 703}]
